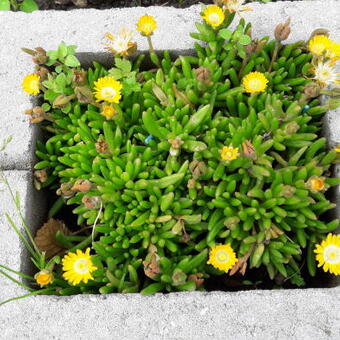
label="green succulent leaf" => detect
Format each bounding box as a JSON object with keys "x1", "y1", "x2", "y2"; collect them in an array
[{"x1": 19, "y1": 0, "x2": 38, "y2": 13}]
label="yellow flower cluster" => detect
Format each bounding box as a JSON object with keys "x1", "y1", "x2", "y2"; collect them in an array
[
  {"x1": 221, "y1": 145, "x2": 239, "y2": 162},
  {"x1": 22, "y1": 74, "x2": 40, "y2": 95},
  {"x1": 315, "y1": 234, "x2": 340, "y2": 275},
  {"x1": 308, "y1": 35, "x2": 340, "y2": 86},
  {"x1": 94, "y1": 76, "x2": 122, "y2": 103},
  {"x1": 242, "y1": 72, "x2": 269, "y2": 93},
  {"x1": 207, "y1": 244, "x2": 238, "y2": 272},
  {"x1": 62, "y1": 248, "x2": 97, "y2": 285}
]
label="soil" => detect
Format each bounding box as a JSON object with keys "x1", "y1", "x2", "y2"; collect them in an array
[
  {"x1": 34, "y1": 0, "x2": 298, "y2": 11},
  {"x1": 35, "y1": 0, "x2": 213, "y2": 10}
]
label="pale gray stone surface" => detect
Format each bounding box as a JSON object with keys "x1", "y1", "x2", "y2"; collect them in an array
[
  {"x1": 0, "y1": 288, "x2": 339, "y2": 340},
  {"x1": 0, "y1": 1, "x2": 340, "y2": 339}
]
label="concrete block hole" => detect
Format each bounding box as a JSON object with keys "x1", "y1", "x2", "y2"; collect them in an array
[{"x1": 21, "y1": 50, "x2": 340, "y2": 294}]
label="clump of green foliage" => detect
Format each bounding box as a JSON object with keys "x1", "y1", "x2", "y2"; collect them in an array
[
  {"x1": 2, "y1": 7, "x2": 340, "y2": 301},
  {"x1": 0, "y1": 0, "x2": 38, "y2": 12}
]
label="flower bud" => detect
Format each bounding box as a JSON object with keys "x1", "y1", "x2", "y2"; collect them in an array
[
  {"x1": 143, "y1": 253, "x2": 160, "y2": 279},
  {"x1": 34, "y1": 169, "x2": 48, "y2": 183},
  {"x1": 95, "y1": 139, "x2": 110, "y2": 154},
  {"x1": 56, "y1": 182, "x2": 75, "y2": 198},
  {"x1": 187, "y1": 178, "x2": 196, "y2": 189},
  {"x1": 224, "y1": 216, "x2": 240, "y2": 230},
  {"x1": 284, "y1": 121, "x2": 300, "y2": 135},
  {"x1": 309, "y1": 28, "x2": 330, "y2": 41},
  {"x1": 168, "y1": 137, "x2": 183, "y2": 156},
  {"x1": 303, "y1": 82, "x2": 322, "y2": 98},
  {"x1": 31, "y1": 47, "x2": 48, "y2": 64},
  {"x1": 82, "y1": 195, "x2": 101, "y2": 209},
  {"x1": 72, "y1": 179, "x2": 92, "y2": 192},
  {"x1": 35, "y1": 66, "x2": 49, "y2": 81},
  {"x1": 53, "y1": 94, "x2": 74, "y2": 108},
  {"x1": 274, "y1": 18, "x2": 291, "y2": 42},
  {"x1": 74, "y1": 86, "x2": 94, "y2": 104},
  {"x1": 171, "y1": 268, "x2": 187, "y2": 286},
  {"x1": 306, "y1": 176, "x2": 327, "y2": 192},
  {"x1": 189, "y1": 160, "x2": 207, "y2": 179},
  {"x1": 25, "y1": 106, "x2": 47, "y2": 124},
  {"x1": 188, "y1": 273, "x2": 204, "y2": 288},
  {"x1": 281, "y1": 185, "x2": 296, "y2": 197},
  {"x1": 242, "y1": 140, "x2": 257, "y2": 160},
  {"x1": 194, "y1": 67, "x2": 212, "y2": 85},
  {"x1": 72, "y1": 69, "x2": 87, "y2": 86}
]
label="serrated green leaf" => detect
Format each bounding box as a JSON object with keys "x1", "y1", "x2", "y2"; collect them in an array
[
  {"x1": 108, "y1": 68, "x2": 123, "y2": 80},
  {"x1": 115, "y1": 58, "x2": 131, "y2": 74},
  {"x1": 46, "y1": 50, "x2": 58, "y2": 60},
  {"x1": 64, "y1": 55, "x2": 80, "y2": 67},
  {"x1": 239, "y1": 35, "x2": 251, "y2": 46},
  {"x1": 219, "y1": 29, "x2": 232, "y2": 40},
  {"x1": 57, "y1": 42, "x2": 68, "y2": 59},
  {"x1": 67, "y1": 45, "x2": 77, "y2": 55}
]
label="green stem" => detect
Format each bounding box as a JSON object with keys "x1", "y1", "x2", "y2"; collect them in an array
[
  {"x1": 2, "y1": 176, "x2": 41, "y2": 257},
  {"x1": 0, "y1": 270, "x2": 33, "y2": 292},
  {"x1": 0, "y1": 264, "x2": 34, "y2": 280},
  {"x1": 0, "y1": 288, "x2": 55, "y2": 307},
  {"x1": 268, "y1": 41, "x2": 280, "y2": 73},
  {"x1": 146, "y1": 36, "x2": 160, "y2": 67}
]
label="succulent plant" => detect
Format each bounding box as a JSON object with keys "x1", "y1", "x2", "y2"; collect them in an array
[{"x1": 23, "y1": 10, "x2": 340, "y2": 295}]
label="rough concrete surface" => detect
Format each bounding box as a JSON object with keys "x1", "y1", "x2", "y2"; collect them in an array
[
  {"x1": 0, "y1": 170, "x2": 46, "y2": 301},
  {"x1": 0, "y1": 1, "x2": 340, "y2": 339},
  {"x1": 0, "y1": 289, "x2": 340, "y2": 340},
  {"x1": 0, "y1": 0, "x2": 340, "y2": 169}
]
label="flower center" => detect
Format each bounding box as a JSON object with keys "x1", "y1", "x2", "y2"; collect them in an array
[
  {"x1": 224, "y1": 151, "x2": 233, "y2": 159},
  {"x1": 142, "y1": 24, "x2": 153, "y2": 34},
  {"x1": 30, "y1": 79, "x2": 39, "y2": 91},
  {"x1": 101, "y1": 87, "x2": 116, "y2": 100},
  {"x1": 249, "y1": 79, "x2": 262, "y2": 91},
  {"x1": 323, "y1": 245, "x2": 340, "y2": 264},
  {"x1": 216, "y1": 250, "x2": 229, "y2": 263},
  {"x1": 320, "y1": 70, "x2": 331, "y2": 79},
  {"x1": 208, "y1": 13, "x2": 220, "y2": 25},
  {"x1": 114, "y1": 39, "x2": 129, "y2": 52},
  {"x1": 74, "y1": 258, "x2": 89, "y2": 274}
]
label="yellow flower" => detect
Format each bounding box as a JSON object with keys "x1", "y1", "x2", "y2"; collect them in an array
[
  {"x1": 202, "y1": 5, "x2": 225, "y2": 28},
  {"x1": 313, "y1": 61, "x2": 340, "y2": 86},
  {"x1": 22, "y1": 74, "x2": 40, "y2": 95},
  {"x1": 221, "y1": 146, "x2": 239, "y2": 161},
  {"x1": 242, "y1": 72, "x2": 268, "y2": 93},
  {"x1": 326, "y1": 40, "x2": 340, "y2": 61},
  {"x1": 335, "y1": 144, "x2": 340, "y2": 153},
  {"x1": 306, "y1": 176, "x2": 326, "y2": 192},
  {"x1": 137, "y1": 15, "x2": 157, "y2": 36},
  {"x1": 34, "y1": 269, "x2": 54, "y2": 287},
  {"x1": 314, "y1": 233, "x2": 340, "y2": 275},
  {"x1": 308, "y1": 35, "x2": 331, "y2": 56},
  {"x1": 103, "y1": 27, "x2": 137, "y2": 57},
  {"x1": 224, "y1": 0, "x2": 252, "y2": 14},
  {"x1": 101, "y1": 105, "x2": 116, "y2": 119},
  {"x1": 207, "y1": 244, "x2": 238, "y2": 272},
  {"x1": 93, "y1": 76, "x2": 122, "y2": 103},
  {"x1": 62, "y1": 248, "x2": 97, "y2": 285}
]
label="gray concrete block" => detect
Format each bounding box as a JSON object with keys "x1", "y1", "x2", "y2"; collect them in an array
[
  {"x1": 0, "y1": 1, "x2": 340, "y2": 169},
  {"x1": 0, "y1": 1, "x2": 340, "y2": 339},
  {"x1": 0, "y1": 289, "x2": 339, "y2": 339},
  {"x1": 0, "y1": 170, "x2": 46, "y2": 301}
]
